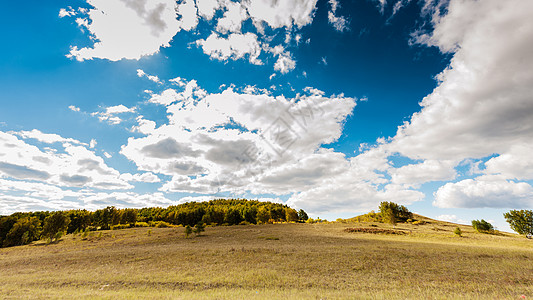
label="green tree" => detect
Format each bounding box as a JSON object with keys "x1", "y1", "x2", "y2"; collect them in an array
[
  {"x1": 194, "y1": 222, "x2": 205, "y2": 236},
  {"x1": 0, "y1": 216, "x2": 17, "y2": 247},
  {"x1": 297, "y1": 209, "x2": 309, "y2": 222},
  {"x1": 42, "y1": 212, "x2": 71, "y2": 243},
  {"x1": 378, "y1": 202, "x2": 412, "y2": 225},
  {"x1": 471, "y1": 219, "x2": 494, "y2": 233},
  {"x1": 184, "y1": 225, "x2": 193, "y2": 238},
  {"x1": 224, "y1": 208, "x2": 243, "y2": 225},
  {"x1": 285, "y1": 208, "x2": 299, "y2": 222},
  {"x1": 121, "y1": 208, "x2": 137, "y2": 226},
  {"x1": 504, "y1": 210, "x2": 533, "y2": 237},
  {"x1": 256, "y1": 207, "x2": 271, "y2": 224},
  {"x1": 3, "y1": 217, "x2": 41, "y2": 247}
]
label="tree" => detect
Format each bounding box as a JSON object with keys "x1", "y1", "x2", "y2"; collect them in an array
[
  {"x1": 471, "y1": 219, "x2": 494, "y2": 233},
  {"x1": 285, "y1": 208, "x2": 299, "y2": 222},
  {"x1": 184, "y1": 225, "x2": 193, "y2": 238},
  {"x1": 42, "y1": 212, "x2": 71, "y2": 243},
  {"x1": 298, "y1": 209, "x2": 309, "y2": 222},
  {"x1": 256, "y1": 207, "x2": 271, "y2": 224},
  {"x1": 378, "y1": 202, "x2": 412, "y2": 225},
  {"x1": 504, "y1": 210, "x2": 533, "y2": 237},
  {"x1": 121, "y1": 208, "x2": 137, "y2": 226},
  {"x1": 194, "y1": 222, "x2": 205, "y2": 236},
  {"x1": 3, "y1": 217, "x2": 41, "y2": 247}
]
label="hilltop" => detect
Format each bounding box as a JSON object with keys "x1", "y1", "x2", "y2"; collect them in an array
[{"x1": 1, "y1": 216, "x2": 532, "y2": 299}]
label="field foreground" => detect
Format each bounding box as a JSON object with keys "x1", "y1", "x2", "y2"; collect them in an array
[{"x1": 0, "y1": 221, "x2": 532, "y2": 299}]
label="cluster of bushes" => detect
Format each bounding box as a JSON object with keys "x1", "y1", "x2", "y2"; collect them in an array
[
  {"x1": 0, "y1": 199, "x2": 307, "y2": 248},
  {"x1": 343, "y1": 202, "x2": 413, "y2": 225}
]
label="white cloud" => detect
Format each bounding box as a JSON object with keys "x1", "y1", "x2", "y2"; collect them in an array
[
  {"x1": 0, "y1": 130, "x2": 131, "y2": 190},
  {"x1": 92, "y1": 104, "x2": 136, "y2": 124},
  {"x1": 328, "y1": 0, "x2": 349, "y2": 32},
  {"x1": 244, "y1": 0, "x2": 318, "y2": 29},
  {"x1": 216, "y1": 1, "x2": 248, "y2": 34},
  {"x1": 197, "y1": 0, "x2": 223, "y2": 20},
  {"x1": 434, "y1": 176, "x2": 533, "y2": 209},
  {"x1": 176, "y1": 0, "x2": 199, "y2": 31},
  {"x1": 65, "y1": 0, "x2": 183, "y2": 61},
  {"x1": 121, "y1": 80, "x2": 359, "y2": 200},
  {"x1": 273, "y1": 52, "x2": 296, "y2": 74},
  {"x1": 89, "y1": 139, "x2": 97, "y2": 148},
  {"x1": 120, "y1": 172, "x2": 161, "y2": 183},
  {"x1": 69, "y1": 105, "x2": 80, "y2": 112},
  {"x1": 390, "y1": 159, "x2": 456, "y2": 187},
  {"x1": 371, "y1": 0, "x2": 533, "y2": 208},
  {"x1": 137, "y1": 69, "x2": 162, "y2": 84},
  {"x1": 59, "y1": 7, "x2": 76, "y2": 18},
  {"x1": 196, "y1": 32, "x2": 263, "y2": 65},
  {"x1": 14, "y1": 129, "x2": 87, "y2": 146}
]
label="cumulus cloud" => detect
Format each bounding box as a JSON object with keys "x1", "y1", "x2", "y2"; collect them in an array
[
  {"x1": 65, "y1": 0, "x2": 185, "y2": 61},
  {"x1": 196, "y1": 32, "x2": 263, "y2": 65},
  {"x1": 14, "y1": 129, "x2": 87, "y2": 146},
  {"x1": 244, "y1": 0, "x2": 318, "y2": 29},
  {"x1": 372, "y1": 0, "x2": 533, "y2": 208},
  {"x1": 0, "y1": 130, "x2": 131, "y2": 190},
  {"x1": 434, "y1": 176, "x2": 533, "y2": 209}
]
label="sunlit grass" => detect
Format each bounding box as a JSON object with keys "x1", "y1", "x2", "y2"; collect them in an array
[{"x1": 1, "y1": 221, "x2": 532, "y2": 299}]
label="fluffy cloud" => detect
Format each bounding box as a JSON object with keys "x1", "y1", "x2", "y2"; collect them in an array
[
  {"x1": 63, "y1": 0, "x2": 323, "y2": 72},
  {"x1": 0, "y1": 130, "x2": 131, "y2": 190},
  {"x1": 121, "y1": 81, "x2": 359, "y2": 197},
  {"x1": 434, "y1": 176, "x2": 533, "y2": 209},
  {"x1": 375, "y1": 0, "x2": 533, "y2": 208},
  {"x1": 196, "y1": 32, "x2": 263, "y2": 65},
  {"x1": 244, "y1": 0, "x2": 318, "y2": 29},
  {"x1": 92, "y1": 104, "x2": 136, "y2": 124},
  {"x1": 65, "y1": 0, "x2": 185, "y2": 61}
]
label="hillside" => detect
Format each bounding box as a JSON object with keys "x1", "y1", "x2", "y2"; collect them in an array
[{"x1": 1, "y1": 219, "x2": 532, "y2": 299}]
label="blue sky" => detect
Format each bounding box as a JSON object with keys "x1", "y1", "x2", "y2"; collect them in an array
[{"x1": 1, "y1": 0, "x2": 532, "y2": 232}]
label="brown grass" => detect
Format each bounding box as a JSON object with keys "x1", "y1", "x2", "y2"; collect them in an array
[{"x1": 0, "y1": 221, "x2": 532, "y2": 299}]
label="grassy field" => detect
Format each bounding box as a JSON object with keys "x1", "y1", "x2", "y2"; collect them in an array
[{"x1": 0, "y1": 218, "x2": 532, "y2": 299}]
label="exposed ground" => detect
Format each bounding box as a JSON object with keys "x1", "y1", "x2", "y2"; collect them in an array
[{"x1": 1, "y1": 218, "x2": 532, "y2": 299}]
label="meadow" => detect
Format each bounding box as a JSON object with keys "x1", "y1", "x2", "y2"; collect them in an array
[{"x1": 0, "y1": 218, "x2": 532, "y2": 299}]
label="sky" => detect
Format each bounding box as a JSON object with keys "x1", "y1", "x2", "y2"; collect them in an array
[{"x1": 1, "y1": 0, "x2": 532, "y2": 232}]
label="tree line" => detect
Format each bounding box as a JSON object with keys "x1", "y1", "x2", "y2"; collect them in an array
[{"x1": 0, "y1": 199, "x2": 308, "y2": 248}]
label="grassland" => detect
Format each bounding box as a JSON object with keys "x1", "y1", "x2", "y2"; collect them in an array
[{"x1": 0, "y1": 217, "x2": 532, "y2": 299}]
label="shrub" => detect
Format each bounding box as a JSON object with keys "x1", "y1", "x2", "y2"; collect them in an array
[
  {"x1": 194, "y1": 222, "x2": 205, "y2": 236},
  {"x1": 471, "y1": 219, "x2": 494, "y2": 233},
  {"x1": 184, "y1": 225, "x2": 192, "y2": 238},
  {"x1": 454, "y1": 227, "x2": 462, "y2": 237},
  {"x1": 504, "y1": 210, "x2": 533, "y2": 237},
  {"x1": 298, "y1": 209, "x2": 309, "y2": 222},
  {"x1": 412, "y1": 220, "x2": 426, "y2": 225},
  {"x1": 111, "y1": 224, "x2": 130, "y2": 230},
  {"x1": 134, "y1": 222, "x2": 149, "y2": 227}
]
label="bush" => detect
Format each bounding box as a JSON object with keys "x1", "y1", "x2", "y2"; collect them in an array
[
  {"x1": 454, "y1": 227, "x2": 462, "y2": 237},
  {"x1": 504, "y1": 210, "x2": 533, "y2": 237},
  {"x1": 471, "y1": 219, "x2": 494, "y2": 233},
  {"x1": 184, "y1": 225, "x2": 192, "y2": 238},
  {"x1": 134, "y1": 222, "x2": 149, "y2": 227},
  {"x1": 151, "y1": 221, "x2": 172, "y2": 228},
  {"x1": 111, "y1": 224, "x2": 130, "y2": 230},
  {"x1": 194, "y1": 222, "x2": 205, "y2": 236}
]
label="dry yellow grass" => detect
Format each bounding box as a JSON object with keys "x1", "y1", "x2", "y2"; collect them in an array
[{"x1": 0, "y1": 221, "x2": 532, "y2": 299}]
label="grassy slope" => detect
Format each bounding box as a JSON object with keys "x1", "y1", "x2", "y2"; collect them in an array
[{"x1": 0, "y1": 220, "x2": 532, "y2": 299}]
